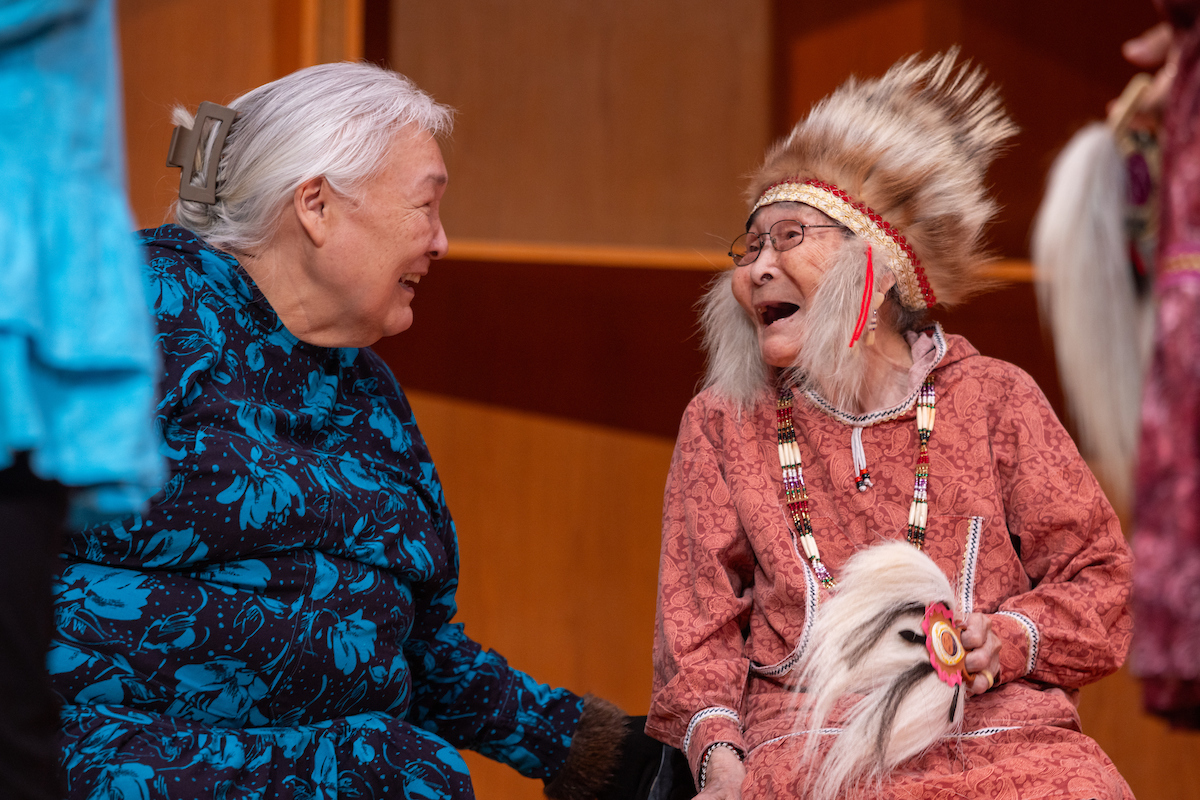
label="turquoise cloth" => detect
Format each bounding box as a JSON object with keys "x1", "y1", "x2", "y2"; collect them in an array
[{"x1": 0, "y1": 0, "x2": 162, "y2": 525}]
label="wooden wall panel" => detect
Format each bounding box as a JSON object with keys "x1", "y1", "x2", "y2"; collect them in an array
[
  {"x1": 777, "y1": 0, "x2": 932, "y2": 131},
  {"x1": 118, "y1": 0, "x2": 363, "y2": 228},
  {"x1": 118, "y1": 0, "x2": 278, "y2": 228},
  {"x1": 373, "y1": 256, "x2": 715, "y2": 439},
  {"x1": 387, "y1": 0, "x2": 771, "y2": 250},
  {"x1": 1079, "y1": 667, "x2": 1200, "y2": 800},
  {"x1": 405, "y1": 389, "x2": 673, "y2": 800}
]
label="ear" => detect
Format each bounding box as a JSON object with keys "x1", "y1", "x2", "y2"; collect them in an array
[
  {"x1": 869, "y1": 268, "x2": 899, "y2": 331},
  {"x1": 874, "y1": 267, "x2": 898, "y2": 297},
  {"x1": 293, "y1": 176, "x2": 335, "y2": 248}
]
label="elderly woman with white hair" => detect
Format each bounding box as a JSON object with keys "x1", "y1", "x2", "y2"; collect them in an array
[
  {"x1": 48, "y1": 63, "x2": 657, "y2": 800},
  {"x1": 647, "y1": 54, "x2": 1135, "y2": 799}
]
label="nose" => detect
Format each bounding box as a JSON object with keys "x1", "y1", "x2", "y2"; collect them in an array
[
  {"x1": 747, "y1": 242, "x2": 781, "y2": 284},
  {"x1": 429, "y1": 220, "x2": 449, "y2": 260}
]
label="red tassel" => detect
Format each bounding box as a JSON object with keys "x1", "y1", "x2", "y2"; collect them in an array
[{"x1": 849, "y1": 246, "x2": 874, "y2": 348}]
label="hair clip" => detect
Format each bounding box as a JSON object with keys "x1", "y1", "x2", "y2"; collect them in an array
[{"x1": 166, "y1": 101, "x2": 237, "y2": 205}]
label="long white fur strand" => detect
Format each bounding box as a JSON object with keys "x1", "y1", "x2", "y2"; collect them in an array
[
  {"x1": 1031, "y1": 123, "x2": 1150, "y2": 512},
  {"x1": 791, "y1": 542, "x2": 964, "y2": 800}
]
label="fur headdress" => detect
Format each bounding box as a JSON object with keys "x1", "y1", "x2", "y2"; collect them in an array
[
  {"x1": 747, "y1": 50, "x2": 1017, "y2": 310},
  {"x1": 701, "y1": 52, "x2": 1017, "y2": 408}
]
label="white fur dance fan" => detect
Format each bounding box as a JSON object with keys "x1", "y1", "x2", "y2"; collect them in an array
[{"x1": 791, "y1": 542, "x2": 969, "y2": 800}]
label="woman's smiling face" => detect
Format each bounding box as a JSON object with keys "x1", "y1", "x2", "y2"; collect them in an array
[
  {"x1": 318, "y1": 126, "x2": 449, "y2": 343},
  {"x1": 731, "y1": 201, "x2": 846, "y2": 368}
]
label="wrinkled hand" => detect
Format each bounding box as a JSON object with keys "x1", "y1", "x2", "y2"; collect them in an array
[
  {"x1": 696, "y1": 746, "x2": 745, "y2": 800},
  {"x1": 960, "y1": 612, "x2": 1001, "y2": 696}
]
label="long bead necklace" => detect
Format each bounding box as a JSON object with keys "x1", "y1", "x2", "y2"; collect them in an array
[
  {"x1": 776, "y1": 376, "x2": 936, "y2": 589},
  {"x1": 907, "y1": 378, "x2": 935, "y2": 548}
]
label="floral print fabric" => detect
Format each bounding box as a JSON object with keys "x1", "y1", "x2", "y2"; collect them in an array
[
  {"x1": 648, "y1": 333, "x2": 1134, "y2": 798},
  {"x1": 50, "y1": 226, "x2": 582, "y2": 799},
  {"x1": 1131, "y1": 2, "x2": 1200, "y2": 727},
  {"x1": 1134, "y1": 274, "x2": 1200, "y2": 725}
]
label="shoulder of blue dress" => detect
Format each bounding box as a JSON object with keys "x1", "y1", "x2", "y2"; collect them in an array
[
  {"x1": 138, "y1": 224, "x2": 203, "y2": 254},
  {"x1": 359, "y1": 347, "x2": 413, "y2": 410},
  {"x1": 139, "y1": 226, "x2": 243, "y2": 282},
  {"x1": 193, "y1": 249, "x2": 256, "y2": 303},
  {"x1": 139, "y1": 226, "x2": 248, "y2": 302}
]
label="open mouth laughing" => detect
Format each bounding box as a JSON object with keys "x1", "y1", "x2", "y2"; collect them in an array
[{"x1": 760, "y1": 302, "x2": 800, "y2": 325}]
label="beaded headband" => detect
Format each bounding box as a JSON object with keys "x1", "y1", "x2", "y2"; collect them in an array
[{"x1": 751, "y1": 178, "x2": 936, "y2": 309}]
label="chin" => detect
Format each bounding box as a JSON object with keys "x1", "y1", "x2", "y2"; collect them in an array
[
  {"x1": 378, "y1": 310, "x2": 415, "y2": 340},
  {"x1": 759, "y1": 335, "x2": 801, "y2": 368},
  {"x1": 763, "y1": 353, "x2": 797, "y2": 369}
]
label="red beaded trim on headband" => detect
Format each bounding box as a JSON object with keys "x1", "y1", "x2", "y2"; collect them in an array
[{"x1": 751, "y1": 178, "x2": 937, "y2": 309}]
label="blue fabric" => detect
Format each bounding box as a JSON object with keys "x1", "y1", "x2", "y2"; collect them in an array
[
  {"x1": 51, "y1": 226, "x2": 583, "y2": 798},
  {"x1": 0, "y1": 0, "x2": 162, "y2": 525}
]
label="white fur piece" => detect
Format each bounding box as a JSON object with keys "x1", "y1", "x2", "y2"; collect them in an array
[
  {"x1": 699, "y1": 270, "x2": 771, "y2": 410},
  {"x1": 1031, "y1": 122, "x2": 1150, "y2": 511},
  {"x1": 784, "y1": 238, "x2": 879, "y2": 413},
  {"x1": 792, "y1": 542, "x2": 964, "y2": 800}
]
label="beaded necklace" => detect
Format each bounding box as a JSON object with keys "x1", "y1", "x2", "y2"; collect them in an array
[{"x1": 776, "y1": 376, "x2": 936, "y2": 589}]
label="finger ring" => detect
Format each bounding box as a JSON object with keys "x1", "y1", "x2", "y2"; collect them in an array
[{"x1": 981, "y1": 669, "x2": 996, "y2": 690}]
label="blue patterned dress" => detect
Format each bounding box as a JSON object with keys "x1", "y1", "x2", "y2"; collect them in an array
[{"x1": 50, "y1": 225, "x2": 583, "y2": 799}]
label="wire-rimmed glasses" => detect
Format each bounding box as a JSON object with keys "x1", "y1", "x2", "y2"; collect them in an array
[{"x1": 728, "y1": 220, "x2": 844, "y2": 266}]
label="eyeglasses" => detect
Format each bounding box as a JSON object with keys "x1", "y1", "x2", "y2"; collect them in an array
[{"x1": 728, "y1": 220, "x2": 845, "y2": 266}]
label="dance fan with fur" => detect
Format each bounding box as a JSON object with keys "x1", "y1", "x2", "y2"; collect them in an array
[{"x1": 791, "y1": 542, "x2": 971, "y2": 800}]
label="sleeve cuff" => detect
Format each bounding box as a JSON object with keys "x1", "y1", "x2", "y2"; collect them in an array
[
  {"x1": 682, "y1": 708, "x2": 745, "y2": 781},
  {"x1": 992, "y1": 610, "x2": 1039, "y2": 681}
]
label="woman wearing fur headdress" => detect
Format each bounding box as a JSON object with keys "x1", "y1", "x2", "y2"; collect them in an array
[{"x1": 647, "y1": 53, "x2": 1135, "y2": 799}]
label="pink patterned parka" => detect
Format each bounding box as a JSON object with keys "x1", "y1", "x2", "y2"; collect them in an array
[{"x1": 648, "y1": 328, "x2": 1134, "y2": 799}]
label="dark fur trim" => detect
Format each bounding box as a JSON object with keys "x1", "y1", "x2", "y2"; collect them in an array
[
  {"x1": 544, "y1": 695, "x2": 629, "y2": 800},
  {"x1": 875, "y1": 661, "x2": 936, "y2": 761},
  {"x1": 844, "y1": 601, "x2": 926, "y2": 668}
]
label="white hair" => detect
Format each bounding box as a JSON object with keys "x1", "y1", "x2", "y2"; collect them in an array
[
  {"x1": 783, "y1": 237, "x2": 875, "y2": 412},
  {"x1": 699, "y1": 270, "x2": 772, "y2": 409},
  {"x1": 171, "y1": 61, "x2": 454, "y2": 253}
]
